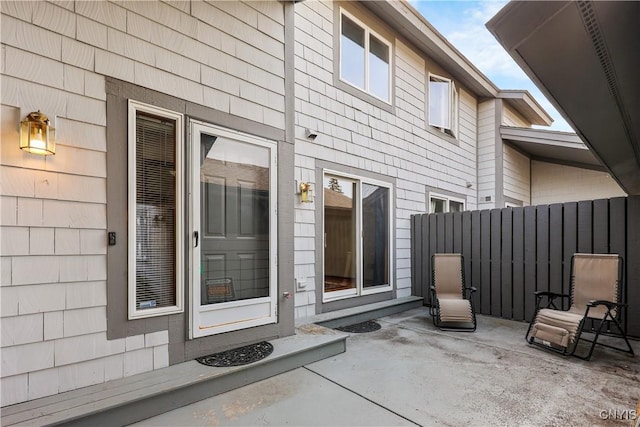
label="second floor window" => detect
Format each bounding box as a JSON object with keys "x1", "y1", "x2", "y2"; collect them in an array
[
  {"x1": 429, "y1": 74, "x2": 459, "y2": 137},
  {"x1": 340, "y1": 11, "x2": 391, "y2": 102}
]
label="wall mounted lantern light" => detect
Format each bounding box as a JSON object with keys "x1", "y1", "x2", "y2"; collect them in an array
[
  {"x1": 20, "y1": 111, "x2": 55, "y2": 155},
  {"x1": 298, "y1": 181, "x2": 313, "y2": 203}
]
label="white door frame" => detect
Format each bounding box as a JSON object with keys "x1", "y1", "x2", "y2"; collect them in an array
[{"x1": 189, "y1": 120, "x2": 278, "y2": 338}]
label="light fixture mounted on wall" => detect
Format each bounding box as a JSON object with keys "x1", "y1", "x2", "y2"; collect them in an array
[
  {"x1": 304, "y1": 128, "x2": 318, "y2": 140},
  {"x1": 298, "y1": 181, "x2": 313, "y2": 203},
  {"x1": 20, "y1": 111, "x2": 55, "y2": 155}
]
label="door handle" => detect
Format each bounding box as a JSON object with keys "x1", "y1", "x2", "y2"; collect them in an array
[{"x1": 194, "y1": 231, "x2": 199, "y2": 247}]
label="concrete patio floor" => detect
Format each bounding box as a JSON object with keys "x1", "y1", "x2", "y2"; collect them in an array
[{"x1": 132, "y1": 308, "x2": 640, "y2": 426}]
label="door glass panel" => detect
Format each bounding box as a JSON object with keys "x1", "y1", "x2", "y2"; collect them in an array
[
  {"x1": 324, "y1": 176, "x2": 356, "y2": 293},
  {"x1": 200, "y1": 135, "x2": 270, "y2": 306},
  {"x1": 362, "y1": 183, "x2": 389, "y2": 288}
]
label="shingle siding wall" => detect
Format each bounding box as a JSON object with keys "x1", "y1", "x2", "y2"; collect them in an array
[
  {"x1": 293, "y1": 1, "x2": 478, "y2": 313},
  {"x1": 1, "y1": 0, "x2": 284, "y2": 405},
  {"x1": 503, "y1": 144, "x2": 531, "y2": 205},
  {"x1": 531, "y1": 161, "x2": 626, "y2": 204},
  {"x1": 477, "y1": 100, "x2": 496, "y2": 210},
  {"x1": 502, "y1": 104, "x2": 529, "y2": 128}
]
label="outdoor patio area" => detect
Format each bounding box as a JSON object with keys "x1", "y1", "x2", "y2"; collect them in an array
[{"x1": 134, "y1": 307, "x2": 640, "y2": 426}]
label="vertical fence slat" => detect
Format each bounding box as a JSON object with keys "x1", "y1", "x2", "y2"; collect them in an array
[
  {"x1": 453, "y1": 212, "x2": 462, "y2": 254},
  {"x1": 501, "y1": 208, "x2": 513, "y2": 319},
  {"x1": 462, "y1": 211, "x2": 472, "y2": 288},
  {"x1": 436, "y1": 213, "x2": 445, "y2": 253},
  {"x1": 563, "y1": 202, "x2": 578, "y2": 310},
  {"x1": 471, "y1": 211, "x2": 481, "y2": 311},
  {"x1": 423, "y1": 214, "x2": 432, "y2": 305},
  {"x1": 512, "y1": 207, "x2": 525, "y2": 321},
  {"x1": 536, "y1": 205, "x2": 550, "y2": 294},
  {"x1": 577, "y1": 200, "x2": 593, "y2": 253},
  {"x1": 411, "y1": 215, "x2": 421, "y2": 298},
  {"x1": 490, "y1": 209, "x2": 502, "y2": 316},
  {"x1": 549, "y1": 203, "x2": 563, "y2": 296},
  {"x1": 626, "y1": 196, "x2": 640, "y2": 338},
  {"x1": 609, "y1": 198, "x2": 627, "y2": 331},
  {"x1": 480, "y1": 210, "x2": 492, "y2": 314},
  {"x1": 445, "y1": 213, "x2": 454, "y2": 253},
  {"x1": 593, "y1": 199, "x2": 609, "y2": 253},
  {"x1": 524, "y1": 206, "x2": 537, "y2": 322}
]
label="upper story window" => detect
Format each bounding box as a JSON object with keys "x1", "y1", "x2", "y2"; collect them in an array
[
  {"x1": 340, "y1": 10, "x2": 391, "y2": 103},
  {"x1": 430, "y1": 193, "x2": 464, "y2": 213},
  {"x1": 429, "y1": 74, "x2": 459, "y2": 137}
]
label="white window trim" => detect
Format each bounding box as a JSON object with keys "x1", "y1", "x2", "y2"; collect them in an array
[
  {"x1": 428, "y1": 73, "x2": 459, "y2": 138},
  {"x1": 322, "y1": 169, "x2": 394, "y2": 303},
  {"x1": 339, "y1": 8, "x2": 392, "y2": 104},
  {"x1": 429, "y1": 192, "x2": 465, "y2": 213},
  {"x1": 128, "y1": 100, "x2": 185, "y2": 320}
]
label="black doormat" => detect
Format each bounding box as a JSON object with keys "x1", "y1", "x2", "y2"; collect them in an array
[
  {"x1": 336, "y1": 320, "x2": 381, "y2": 333},
  {"x1": 196, "y1": 341, "x2": 274, "y2": 367}
]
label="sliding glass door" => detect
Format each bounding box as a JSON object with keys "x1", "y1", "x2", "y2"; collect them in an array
[{"x1": 323, "y1": 172, "x2": 392, "y2": 301}]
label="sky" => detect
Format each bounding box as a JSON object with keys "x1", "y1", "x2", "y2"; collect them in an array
[{"x1": 411, "y1": 0, "x2": 573, "y2": 132}]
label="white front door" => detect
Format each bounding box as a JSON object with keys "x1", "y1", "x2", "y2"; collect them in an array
[{"x1": 190, "y1": 121, "x2": 277, "y2": 338}]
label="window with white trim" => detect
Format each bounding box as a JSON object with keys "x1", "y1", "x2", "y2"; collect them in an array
[
  {"x1": 428, "y1": 74, "x2": 459, "y2": 137},
  {"x1": 128, "y1": 100, "x2": 184, "y2": 319},
  {"x1": 340, "y1": 10, "x2": 391, "y2": 102},
  {"x1": 430, "y1": 194, "x2": 464, "y2": 213}
]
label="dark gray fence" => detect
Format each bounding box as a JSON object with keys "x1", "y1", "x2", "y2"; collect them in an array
[{"x1": 411, "y1": 196, "x2": 640, "y2": 338}]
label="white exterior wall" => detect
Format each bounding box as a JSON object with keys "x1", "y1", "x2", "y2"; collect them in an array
[
  {"x1": 531, "y1": 161, "x2": 626, "y2": 204},
  {"x1": 477, "y1": 100, "x2": 496, "y2": 210},
  {"x1": 1, "y1": 0, "x2": 284, "y2": 405},
  {"x1": 502, "y1": 104, "x2": 529, "y2": 128},
  {"x1": 503, "y1": 145, "x2": 531, "y2": 205},
  {"x1": 292, "y1": 1, "x2": 478, "y2": 318}
]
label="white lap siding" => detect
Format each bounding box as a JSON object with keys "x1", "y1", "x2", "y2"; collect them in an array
[
  {"x1": 1, "y1": 0, "x2": 284, "y2": 405},
  {"x1": 293, "y1": 1, "x2": 478, "y2": 314}
]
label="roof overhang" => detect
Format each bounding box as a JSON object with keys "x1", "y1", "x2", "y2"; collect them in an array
[
  {"x1": 501, "y1": 126, "x2": 604, "y2": 171},
  {"x1": 498, "y1": 90, "x2": 553, "y2": 126},
  {"x1": 363, "y1": 0, "x2": 499, "y2": 98},
  {"x1": 487, "y1": 1, "x2": 640, "y2": 195}
]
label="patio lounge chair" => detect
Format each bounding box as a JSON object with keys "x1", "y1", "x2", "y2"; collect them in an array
[
  {"x1": 430, "y1": 253, "x2": 476, "y2": 331},
  {"x1": 525, "y1": 253, "x2": 635, "y2": 360}
]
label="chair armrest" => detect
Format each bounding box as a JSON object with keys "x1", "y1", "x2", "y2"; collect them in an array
[
  {"x1": 430, "y1": 285, "x2": 436, "y2": 291},
  {"x1": 588, "y1": 299, "x2": 626, "y2": 309},
  {"x1": 465, "y1": 286, "x2": 477, "y2": 293}
]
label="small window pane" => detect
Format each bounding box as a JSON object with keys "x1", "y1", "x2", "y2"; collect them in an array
[
  {"x1": 431, "y1": 198, "x2": 446, "y2": 213},
  {"x1": 450, "y1": 201, "x2": 464, "y2": 212},
  {"x1": 369, "y1": 35, "x2": 389, "y2": 101},
  {"x1": 341, "y1": 16, "x2": 365, "y2": 89},
  {"x1": 429, "y1": 79, "x2": 451, "y2": 129},
  {"x1": 135, "y1": 113, "x2": 177, "y2": 310}
]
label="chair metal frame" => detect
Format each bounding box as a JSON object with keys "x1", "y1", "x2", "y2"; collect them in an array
[
  {"x1": 430, "y1": 253, "x2": 477, "y2": 332},
  {"x1": 525, "y1": 254, "x2": 635, "y2": 360}
]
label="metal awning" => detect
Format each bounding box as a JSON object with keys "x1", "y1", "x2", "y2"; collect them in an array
[{"x1": 487, "y1": 1, "x2": 640, "y2": 194}]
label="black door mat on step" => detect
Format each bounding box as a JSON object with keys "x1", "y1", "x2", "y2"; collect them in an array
[
  {"x1": 336, "y1": 320, "x2": 381, "y2": 333},
  {"x1": 196, "y1": 341, "x2": 274, "y2": 367}
]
